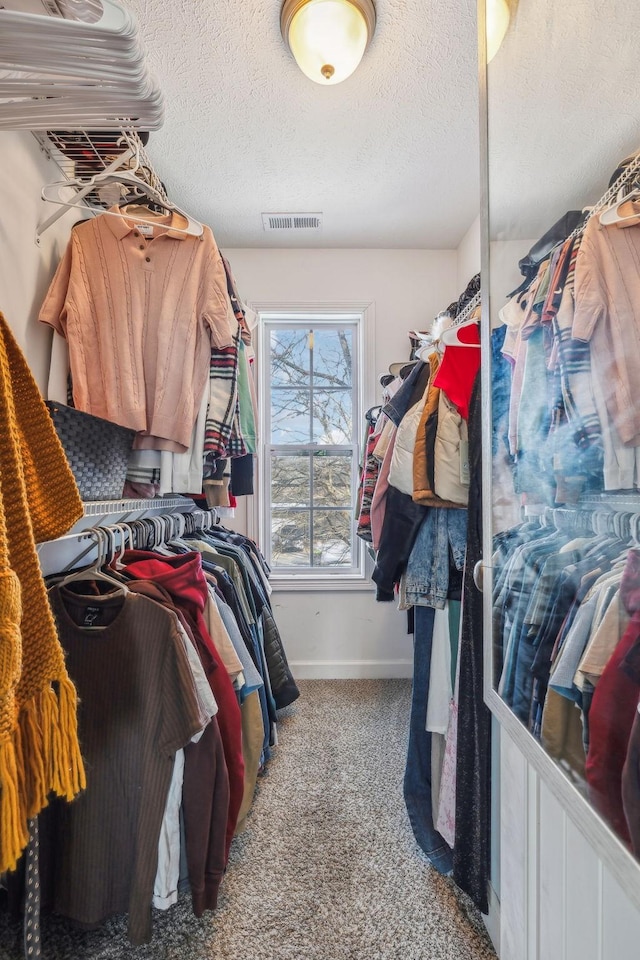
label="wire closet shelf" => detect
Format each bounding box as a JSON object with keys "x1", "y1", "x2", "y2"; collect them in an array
[{"x1": 34, "y1": 127, "x2": 169, "y2": 238}]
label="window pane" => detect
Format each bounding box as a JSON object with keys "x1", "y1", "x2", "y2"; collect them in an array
[
  {"x1": 270, "y1": 329, "x2": 310, "y2": 386},
  {"x1": 312, "y1": 389, "x2": 352, "y2": 444},
  {"x1": 271, "y1": 509, "x2": 310, "y2": 566},
  {"x1": 312, "y1": 510, "x2": 352, "y2": 567},
  {"x1": 313, "y1": 328, "x2": 353, "y2": 388},
  {"x1": 263, "y1": 317, "x2": 361, "y2": 576},
  {"x1": 313, "y1": 453, "x2": 352, "y2": 507},
  {"x1": 271, "y1": 388, "x2": 311, "y2": 443},
  {"x1": 271, "y1": 453, "x2": 310, "y2": 507}
]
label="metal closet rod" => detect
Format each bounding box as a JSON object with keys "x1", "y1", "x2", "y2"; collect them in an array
[
  {"x1": 535, "y1": 502, "x2": 640, "y2": 540},
  {"x1": 49, "y1": 506, "x2": 221, "y2": 573},
  {"x1": 450, "y1": 290, "x2": 481, "y2": 329},
  {"x1": 45, "y1": 503, "x2": 218, "y2": 546}
]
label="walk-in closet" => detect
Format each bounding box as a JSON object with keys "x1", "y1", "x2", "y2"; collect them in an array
[{"x1": 2, "y1": 1, "x2": 640, "y2": 958}]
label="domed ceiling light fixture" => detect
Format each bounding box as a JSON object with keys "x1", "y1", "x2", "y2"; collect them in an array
[
  {"x1": 486, "y1": 0, "x2": 510, "y2": 63},
  {"x1": 280, "y1": 0, "x2": 376, "y2": 85}
]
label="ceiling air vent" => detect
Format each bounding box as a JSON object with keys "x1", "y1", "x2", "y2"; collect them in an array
[{"x1": 262, "y1": 213, "x2": 323, "y2": 232}]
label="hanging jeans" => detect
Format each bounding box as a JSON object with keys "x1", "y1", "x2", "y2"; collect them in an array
[{"x1": 403, "y1": 605, "x2": 454, "y2": 874}]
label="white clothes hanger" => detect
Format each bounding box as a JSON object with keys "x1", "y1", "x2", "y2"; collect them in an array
[
  {"x1": 440, "y1": 311, "x2": 481, "y2": 348},
  {"x1": 414, "y1": 337, "x2": 436, "y2": 362},
  {"x1": 0, "y1": 87, "x2": 164, "y2": 130},
  {"x1": 175, "y1": 513, "x2": 187, "y2": 539},
  {"x1": 36, "y1": 139, "x2": 136, "y2": 238},
  {"x1": 151, "y1": 516, "x2": 176, "y2": 556},
  {"x1": 57, "y1": 527, "x2": 128, "y2": 593},
  {"x1": 0, "y1": 0, "x2": 135, "y2": 41},
  {"x1": 119, "y1": 203, "x2": 203, "y2": 238},
  {"x1": 599, "y1": 188, "x2": 640, "y2": 226},
  {"x1": 440, "y1": 293, "x2": 481, "y2": 348},
  {"x1": 0, "y1": 0, "x2": 164, "y2": 131},
  {"x1": 41, "y1": 172, "x2": 204, "y2": 238},
  {"x1": 109, "y1": 522, "x2": 134, "y2": 570}
]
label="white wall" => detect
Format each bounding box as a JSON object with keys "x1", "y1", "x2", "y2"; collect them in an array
[
  {"x1": 226, "y1": 247, "x2": 458, "y2": 374},
  {"x1": 225, "y1": 247, "x2": 459, "y2": 679},
  {"x1": 457, "y1": 215, "x2": 481, "y2": 292},
  {"x1": 0, "y1": 131, "x2": 80, "y2": 389},
  {"x1": 489, "y1": 237, "x2": 535, "y2": 320}
]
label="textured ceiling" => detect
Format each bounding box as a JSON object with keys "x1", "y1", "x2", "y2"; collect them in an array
[
  {"x1": 124, "y1": 0, "x2": 480, "y2": 249},
  {"x1": 488, "y1": 0, "x2": 640, "y2": 240},
  {"x1": 11, "y1": 0, "x2": 638, "y2": 249}
]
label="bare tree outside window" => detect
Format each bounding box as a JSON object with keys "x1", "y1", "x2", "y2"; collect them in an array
[{"x1": 264, "y1": 320, "x2": 361, "y2": 573}]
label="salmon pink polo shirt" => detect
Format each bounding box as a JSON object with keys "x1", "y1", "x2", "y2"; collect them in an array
[
  {"x1": 39, "y1": 209, "x2": 234, "y2": 452},
  {"x1": 574, "y1": 209, "x2": 640, "y2": 447}
]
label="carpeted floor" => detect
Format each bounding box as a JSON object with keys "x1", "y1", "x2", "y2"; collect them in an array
[{"x1": 0, "y1": 679, "x2": 497, "y2": 960}]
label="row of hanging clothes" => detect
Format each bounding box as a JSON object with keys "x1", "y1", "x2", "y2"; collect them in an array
[
  {"x1": 356, "y1": 276, "x2": 480, "y2": 575},
  {"x1": 353, "y1": 273, "x2": 492, "y2": 915},
  {"x1": 493, "y1": 503, "x2": 640, "y2": 858},
  {"x1": 489, "y1": 151, "x2": 640, "y2": 870},
  {"x1": 493, "y1": 150, "x2": 640, "y2": 518},
  {"x1": 37, "y1": 132, "x2": 258, "y2": 509},
  {"x1": 3, "y1": 508, "x2": 299, "y2": 947}
]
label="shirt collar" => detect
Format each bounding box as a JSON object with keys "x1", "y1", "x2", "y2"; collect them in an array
[{"x1": 104, "y1": 206, "x2": 189, "y2": 240}]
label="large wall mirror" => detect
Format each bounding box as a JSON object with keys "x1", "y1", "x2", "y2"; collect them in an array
[{"x1": 482, "y1": 0, "x2": 640, "y2": 897}]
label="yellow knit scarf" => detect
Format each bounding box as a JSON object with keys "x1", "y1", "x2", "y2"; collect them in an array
[{"x1": 0, "y1": 312, "x2": 85, "y2": 873}]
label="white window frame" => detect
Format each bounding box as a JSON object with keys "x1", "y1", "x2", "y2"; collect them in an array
[{"x1": 250, "y1": 301, "x2": 375, "y2": 591}]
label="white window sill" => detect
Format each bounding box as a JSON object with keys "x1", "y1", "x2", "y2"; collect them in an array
[{"x1": 269, "y1": 576, "x2": 374, "y2": 593}]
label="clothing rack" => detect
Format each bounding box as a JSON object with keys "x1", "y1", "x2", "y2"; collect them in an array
[
  {"x1": 578, "y1": 492, "x2": 640, "y2": 513},
  {"x1": 450, "y1": 290, "x2": 481, "y2": 328},
  {"x1": 35, "y1": 127, "x2": 169, "y2": 239},
  {"x1": 31, "y1": 496, "x2": 297, "y2": 951},
  {"x1": 37, "y1": 499, "x2": 219, "y2": 577},
  {"x1": 569, "y1": 149, "x2": 640, "y2": 240},
  {"x1": 0, "y1": 0, "x2": 164, "y2": 131},
  {"x1": 60, "y1": 508, "x2": 219, "y2": 572},
  {"x1": 538, "y1": 503, "x2": 640, "y2": 541}
]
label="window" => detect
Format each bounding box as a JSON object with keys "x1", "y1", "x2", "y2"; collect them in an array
[{"x1": 259, "y1": 313, "x2": 363, "y2": 579}]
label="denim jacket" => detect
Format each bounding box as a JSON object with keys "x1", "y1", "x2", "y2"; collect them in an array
[{"x1": 404, "y1": 507, "x2": 468, "y2": 608}]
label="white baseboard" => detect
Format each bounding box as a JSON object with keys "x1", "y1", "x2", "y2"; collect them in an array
[
  {"x1": 483, "y1": 882, "x2": 500, "y2": 955},
  {"x1": 290, "y1": 659, "x2": 413, "y2": 680}
]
